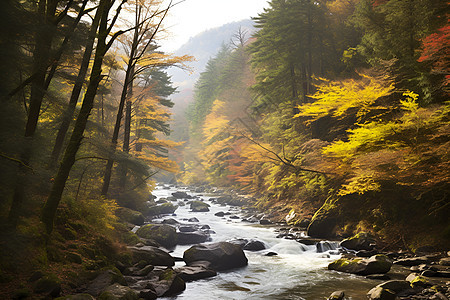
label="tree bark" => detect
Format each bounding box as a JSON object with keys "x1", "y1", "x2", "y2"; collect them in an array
[{"x1": 42, "y1": 0, "x2": 115, "y2": 235}]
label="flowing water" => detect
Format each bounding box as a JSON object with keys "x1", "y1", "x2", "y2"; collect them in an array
[{"x1": 150, "y1": 185, "x2": 380, "y2": 300}]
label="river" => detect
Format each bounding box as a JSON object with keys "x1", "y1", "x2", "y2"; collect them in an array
[{"x1": 150, "y1": 185, "x2": 379, "y2": 300}]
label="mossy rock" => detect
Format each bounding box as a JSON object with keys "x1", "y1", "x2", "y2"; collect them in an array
[
  {"x1": 97, "y1": 283, "x2": 139, "y2": 300},
  {"x1": 408, "y1": 274, "x2": 430, "y2": 288},
  {"x1": 129, "y1": 247, "x2": 175, "y2": 267},
  {"x1": 115, "y1": 207, "x2": 145, "y2": 226},
  {"x1": 146, "y1": 203, "x2": 178, "y2": 216},
  {"x1": 307, "y1": 197, "x2": 338, "y2": 238},
  {"x1": 33, "y1": 274, "x2": 61, "y2": 297},
  {"x1": 328, "y1": 255, "x2": 392, "y2": 275},
  {"x1": 136, "y1": 224, "x2": 177, "y2": 248},
  {"x1": 189, "y1": 201, "x2": 210, "y2": 212},
  {"x1": 340, "y1": 232, "x2": 376, "y2": 251},
  {"x1": 120, "y1": 231, "x2": 141, "y2": 246}
]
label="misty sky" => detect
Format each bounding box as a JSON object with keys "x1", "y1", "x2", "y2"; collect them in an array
[{"x1": 161, "y1": 0, "x2": 270, "y2": 52}]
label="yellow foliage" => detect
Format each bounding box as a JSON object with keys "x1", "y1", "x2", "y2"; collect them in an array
[
  {"x1": 294, "y1": 74, "x2": 394, "y2": 123},
  {"x1": 338, "y1": 173, "x2": 381, "y2": 196}
]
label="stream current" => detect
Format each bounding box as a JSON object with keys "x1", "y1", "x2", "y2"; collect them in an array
[{"x1": 150, "y1": 185, "x2": 378, "y2": 300}]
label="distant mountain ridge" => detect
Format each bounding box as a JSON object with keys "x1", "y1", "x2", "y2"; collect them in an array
[{"x1": 168, "y1": 19, "x2": 256, "y2": 90}]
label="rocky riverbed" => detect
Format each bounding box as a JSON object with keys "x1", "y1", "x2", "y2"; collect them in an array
[{"x1": 43, "y1": 185, "x2": 449, "y2": 300}]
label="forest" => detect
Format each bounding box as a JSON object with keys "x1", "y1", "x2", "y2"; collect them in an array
[
  {"x1": 182, "y1": 0, "x2": 448, "y2": 248},
  {"x1": 0, "y1": 0, "x2": 448, "y2": 299}
]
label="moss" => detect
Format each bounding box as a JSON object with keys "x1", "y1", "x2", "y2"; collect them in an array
[
  {"x1": 135, "y1": 224, "x2": 177, "y2": 248},
  {"x1": 410, "y1": 275, "x2": 429, "y2": 288},
  {"x1": 159, "y1": 268, "x2": 176, "y2": 281}
]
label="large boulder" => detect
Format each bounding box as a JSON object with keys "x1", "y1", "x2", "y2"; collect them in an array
[
  {"x1": 183, "y1": 242, "x2": 248, "y2": 271},
  {"x1": 146, "y1": 203, "x2": 178, "y2": 216},
  {"x1": 115, "y1": 207, "x2": 145, "y2": 226},
  {"x1": 340, "y1": 232, "x2": 376, "y2": 251},
  {"x1": 189, "y1": 201, "x2": 210, "y2": 212},
  {"x1": 136, "y1": 224, "x2": 177, "y2": 249},
  {"x1": 177, "y1": 231, "x2": 210, "y2": 245},
  {"x1": 243, "y1": 239, "x2": 267, "y2": 251},
  {"x1": 328, "y1": 255, "x2": 392, "y2": 275},
  {"x1": 307, "y1": 198, "x2": 338, "y2": 238},
  {"x1": 129, "y1": 246, "x2": 175, "y2": 266}
]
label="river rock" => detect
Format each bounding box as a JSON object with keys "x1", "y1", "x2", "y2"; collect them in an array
[
  {"x1": 394, "y1": 256, "x2": 431, "y2": 266},
  {"x1": 136, "y1": 224, "x2": 177, "y2": 249},
  {"x1": 147, "y1": 203, "x2": 178, "y2": 216},
  {"x1": 149, "y1": 268, "x2": 186, "y2": 297},
  {"x1": 340, "y1": 232, "x2": 376, "y2": 251},
  {"x1": 183, "y1": 242, "x2": 248, "y2": 271},
  {"x1": 188, "y1": 217, "x2": 199, "y2": 222},
  {"x1": 139, "y1": 289, "x2": 158, "y2": 300},
  {"x1": 328, "y1": 254, "x2": 392, "y2": 275},
  {"x1": 129, "y1": 246, "x2": 175, "y2": 266},
  {"x1": 439, "y1": 257, "x2": 450, "y2": 266},
  {"x1": 175, "y1": 265, "x2": 217, "y2": 282},
  {"x1": 84, "y1": 269, "x2": 127, "y2": 297},
  {"x1": 406, "y1": 273, "x2": 431, "y2": 288},
  {"x1": 227, "y1": 238, "x2": 248, "y2": 248},
  {"x1": 162, "y1": 218, "x2": 179, "y2": 225},
  {"x1": 172, "y1": 191, "x2": 191, "y2": 199},
  {"x1": 177, "y1": 231, "x2": 209, "y2": 245},
  {"x1": 243, "y1": 239, "x2": 267, "y2": 251},
  {"x1": 259, "y1": 219, "x2": 272, "y2": 225},
  {"x1": 367, "y1": 286, "x2": 396, "y2": 300},
  {"x1": 115, "y1": 207, "x2": 145, "y2": 226},
  {"x1": 190, "y1": 200, "x2": 210, "y2": 212},
  {"x1": 98, "y1": 283, "x2": 139, "y2": 300},
  {"x1": 214, "y1": 211, "x2": 225, "y2": 217},
  {"x1": 376, "y1": 280, "x2": 412, "y2": 294},
  {"x1": 327, "y1": 290, "x2": 345, "y2": 300},
  {"x1": 178, "y1": 225, "x2": 196, "y2": 232},
  {"x1": 216, "y1": 195, "x2": 233, "y2": 204},
  {"x1": 316, "y1": 241, "x2": 338, "y2": 253}
]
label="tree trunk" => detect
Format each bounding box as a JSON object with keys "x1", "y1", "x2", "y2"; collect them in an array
[
  {"x1": 119, "y1": 98, "x2": 132, "y2": 188},
  {"x1": 49, "y1": 3, "x2": 102, "y2": 168},
  {"x1": 8, "y1": 0, "x2": 58, "y2": 228},
  {"x1": 101, "y1": 17, "x2": 139, "y2": 196},
  {"x1": 42, "y1": 0, "x2": 113, "y2": 235}
]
